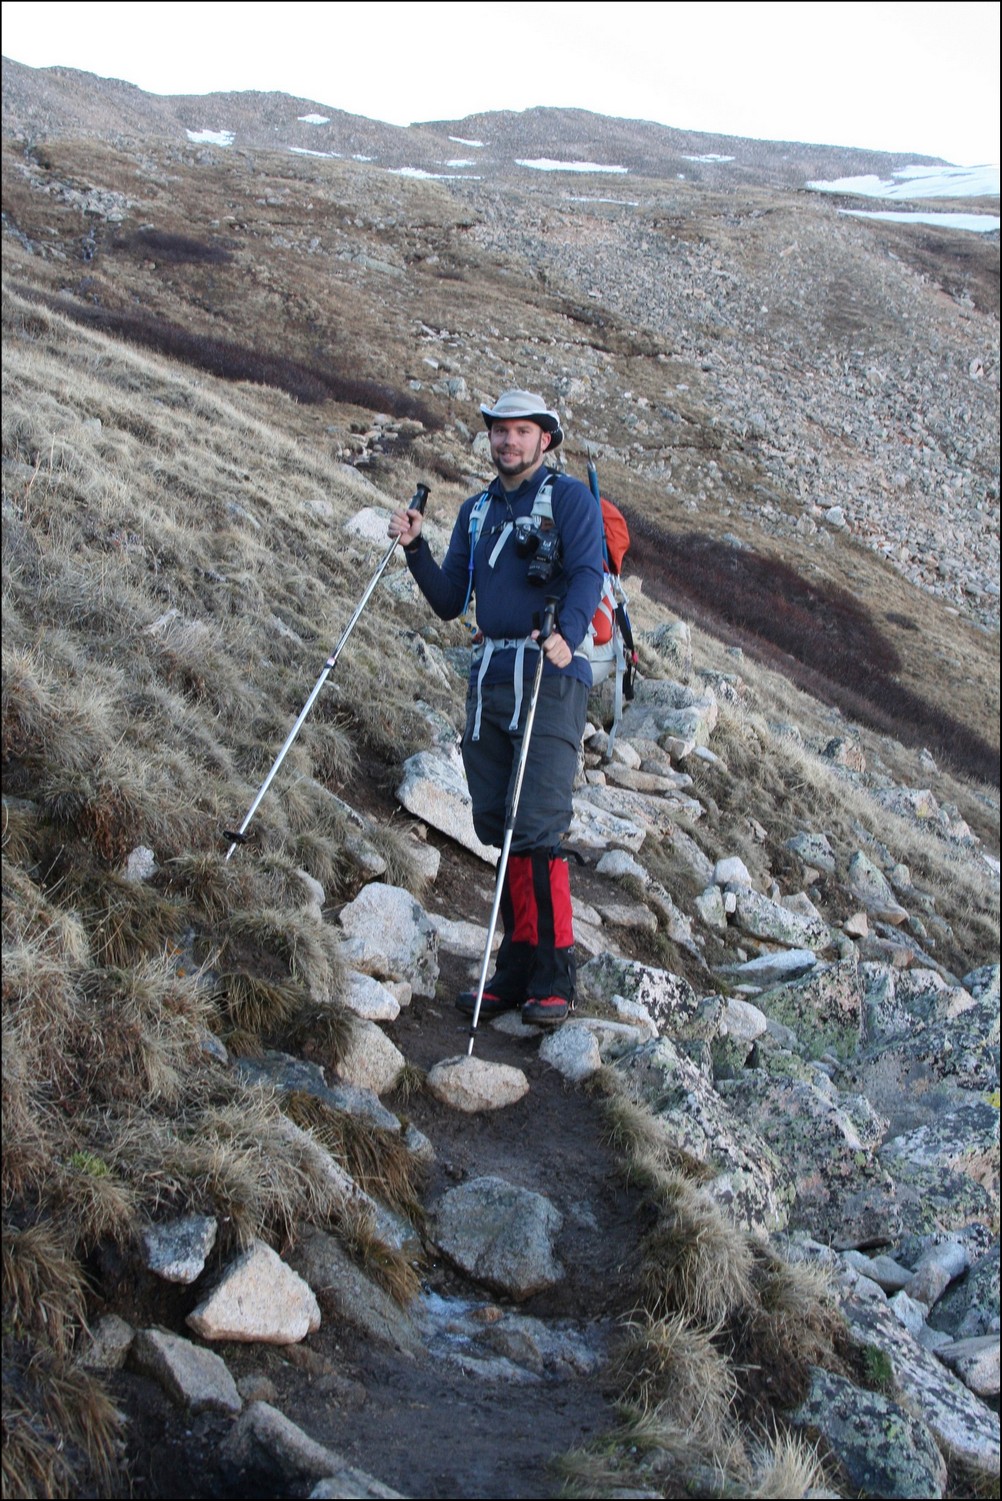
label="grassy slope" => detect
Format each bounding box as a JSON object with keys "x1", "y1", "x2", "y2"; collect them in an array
[{"x1": 2, "y1": 130, "x2": 999, "y2": 1496}]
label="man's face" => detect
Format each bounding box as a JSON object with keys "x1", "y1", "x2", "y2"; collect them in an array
[{"x1": 489, "y1": 418, "x2": 551, "y2": 485}]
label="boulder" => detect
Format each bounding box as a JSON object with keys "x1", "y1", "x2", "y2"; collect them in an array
[
  {"x1": 614, "y1": 1038, "x2": 792, "y2": 1233},
  {"x1": 187, "y1": 1240, "x2": 321, "y2": 1345},
  {"x1": 753, "y1": 957, "x2": 863, "y2": 1059},
  {"x1": 396, "y1": 752, "x2": 496, "y2": 862},
  {"x1": 730, "y1": 886, "x2": 831, "y2": 952},
  {"x1": 335, "y1": 1018, "x2": 406, "y2": 1095},
  {"x1": 222, "y1": 1402, "x2": 402, "y2": 1497},
  {"x1": 718, "y1": 1070, "x2": 891, "y2": 1244},
  {"x1": 337, "y1": 881, "x2": 439, "y2": 997},
  {"x1": 426, "y1": 1056, "x2": 529, "y2": 1112},
  {"x1": 790, "y1": 1365, "x2": 946, "y2": 1499},
  {"x1": 538, "y1": 1023, "x2": 603, "y2": 1082},
  {"x1": 848, "y1": 851, "x2": 909, "y2": 924},
  {"x1": 843, "y1": 1292, "x2": 1001, "y2": 1477},
  {"x1": 140, "y1": 1214, "x2": 217, "y2": 1284},
  {"x1": 131, "y1": 1328, "x2": 242, "y2": 1415},
  {"x1": 432, "y1": 1177, "x2": 563, "y2": 1301}
]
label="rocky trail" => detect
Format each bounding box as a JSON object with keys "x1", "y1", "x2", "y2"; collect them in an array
[{"x1": 105, "y1": 925, "x2": 650, "y2": 1501}]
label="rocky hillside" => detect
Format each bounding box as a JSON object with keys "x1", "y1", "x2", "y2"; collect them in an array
[{"x1": 2, "y1": 63, "x2": 999, "y2": 1500}]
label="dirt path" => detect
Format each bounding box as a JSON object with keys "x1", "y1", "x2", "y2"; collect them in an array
[
  {"x1": 289, "y1": 964, "x2": 644, "y2": 1499},
  {"x1": 112, "y1": 932, "x2": 648, "y2": 1501}
]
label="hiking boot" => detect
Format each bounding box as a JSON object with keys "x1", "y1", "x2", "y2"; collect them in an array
[
  {"x1": 521, "y1": 995, "x2": 570, "y2": 1026},
  {"x1": 455, "y1": 989, "x2": 521, "y2": 1018}
]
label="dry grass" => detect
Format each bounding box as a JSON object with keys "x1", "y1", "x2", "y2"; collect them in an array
[
  {"x1": 281, "y1": 1091, "x2": 424, "y2": 1220},
  {"x1": 613, "y1": 1312, "x2": 737, "y2": 1443},
  {"x1": 2, "y1": 123, "x2": 997, "y2": 1497},
  {"x1": 576, "y1": 1069, "x2": 844, "y2": 1497}
]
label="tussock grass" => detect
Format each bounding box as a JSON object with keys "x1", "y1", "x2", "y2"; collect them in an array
[
  {"x1": 614, "y1": 1312, "x2": 736, "y2": 1442},
  {"x1": 577, "y1": 1069, "x2": 844, "y2": 1497},
  {"x1": 2, "y1": 1353, "x2": 121, "y2": 1501},
  {"x1": 282, "y1": 1003, "x2": 356, "y2": 1072},
  {"x1": 744, "y1": 1430, "x2": 829, "y2": 1498},
  {"x1": 390, "y1": 1061, "x2": 428, "y2": 1106},
  {"x1": 217, "y1": 904, "x2": 340, "y2": 1002},
  {"x1": 334, "y1": 1195, "x2": 422, "y2": 1308},
  {"x1": 219, "y1": 970, "x2": 308, "y2": 1035},
  {"x1": 600, "y1": 1078, "x2": 717, "y2": 1186},
  {"x1": 40, "y1": 856, "x2": 182, "y2": 967},
  {"x1": 2, "y1": 1224, "x2": 88, "y2": 1357},
  {"x1": 282, "y1": 1091, "x2": 425, "y2": 1219},
  {"x1": 638, "y1": 1178, "x2": 756, "y2": 1327}
]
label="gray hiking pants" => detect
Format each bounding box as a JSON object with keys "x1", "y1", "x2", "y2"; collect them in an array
[{"x1": 461, "y1": 675, "x2": 588, "y2": 852}]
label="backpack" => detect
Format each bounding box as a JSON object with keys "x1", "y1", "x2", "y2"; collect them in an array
[
  {"x1": 466, "y1": 469, "x2": 637, "y2": 752},
  {"x1": 578, "y1": 484, "x2": 637, "y2": 754}
]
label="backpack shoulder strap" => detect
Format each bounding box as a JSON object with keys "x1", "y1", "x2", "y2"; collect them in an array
[
  {"x1": 462, "y1": 490, "x2": 492, "y2": 617},
  {"x1": 530, "y1": 472, "x2": 555, "y2": 524}
]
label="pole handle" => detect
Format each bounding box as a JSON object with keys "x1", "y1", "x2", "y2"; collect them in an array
[
  {"x1": 410, "y1": 483, "x2": 430, "y2": 516},
  {"x1": 539, "y1": 598, "x2": 558, "y2": 644}
]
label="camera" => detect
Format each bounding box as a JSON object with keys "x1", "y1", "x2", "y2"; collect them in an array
[{"x1": 515, "y1": 519, "x2": 561, "y2": 586}]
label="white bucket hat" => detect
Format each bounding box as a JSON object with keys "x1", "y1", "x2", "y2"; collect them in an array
[{"x1": 479, "y1": 388, "x2": 563, "y2": 449}]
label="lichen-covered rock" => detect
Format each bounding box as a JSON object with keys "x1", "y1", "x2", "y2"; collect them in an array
[
  {"x1": 928, "y1": 1245, "x2": 1000, "y2": 1340},
  {"x1": 843, "y1": 1292, "x2": 1000, "y2": 1478},
  {"x1": 785, "y1": 830, "x2": 837, "y2": 874},
  {"x1": 848, "y1": 851, "x2": 909, "y2": 924},
  {"x1": 731, "y1": 886, "x2": 832, "y2": 953},
  {"x1": 790, "y1": 1365, "x2": 947, "y2": 1499},
  {"x1": 614, "y1": 1038, "x2": 792, "y2": 1233},
  {"x1": 577, "y1": 955, "x2": 713, "y2": 1039},
  {"x1": 753, "y1": 957, "x2": 863, "y2": 1059},
  {"x1": 538, "y1": 1023, "x2": 603, "y2": 1082},
  {"x1": 878, "y1": 1102, "x2": 1000, "y2": 1234},
  {"x1": 717, "y1": 1068, "x2": 892, "y2": 1244},
  {"x1": 845, "y1": 988, "x2": 999, "y2": 1135}
]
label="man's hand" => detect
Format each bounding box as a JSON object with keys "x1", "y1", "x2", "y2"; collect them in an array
[
  {"x1": 388, "y1": 508, "x2": 424, "y2": 547},
  {"x1": 533, "y1": 628, "x2": 573, "y2": 669}
]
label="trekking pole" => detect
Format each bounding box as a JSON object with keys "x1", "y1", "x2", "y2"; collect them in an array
[
  {"x1": 467, "y1": 598, "x2": 557, "y2": 1056},
  {"x1": 224, "y1": 483, "x2": 430, "y2": 860}
]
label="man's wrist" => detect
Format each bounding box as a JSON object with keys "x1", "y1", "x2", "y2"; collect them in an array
[{"x1": 403, "y1": 535, "x2": 424, "y2": 555}]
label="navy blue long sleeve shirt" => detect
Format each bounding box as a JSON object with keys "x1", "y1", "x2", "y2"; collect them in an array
[{"x1": 405, "y1": 465, "x2": 606, "y2": 688}]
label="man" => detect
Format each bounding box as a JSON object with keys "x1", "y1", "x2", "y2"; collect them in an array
[{"x1": 388, "y1": 389, "x2": 605, "y2": 1026}]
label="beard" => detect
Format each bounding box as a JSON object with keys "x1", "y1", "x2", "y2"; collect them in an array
[{"x1": 492, "y1": 432, "x2": 544, "y2": 479}]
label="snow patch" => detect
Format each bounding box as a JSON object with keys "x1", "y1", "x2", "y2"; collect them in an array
[
  {"x1": 298, "y1": 114, "x2": 330, "y2": 125},
  {"x1": 289, "y1": 147, "x2": 342, "y2": 159},
  {"x1": 683, "y1": 153, "x2": 735, "y2": 164},
  {"x1": 842, "y1": 209, "x2": 1000, "y2": 234},
  {"x1": 186, "y1": 129, "x2": 234, "y2": 147},
  {"x1": 567, "y1": 196, "x2": 639, "y2": 206},
  {"x1": 390, "y1": 167, "x2": 482, "y2": 180},
  {"x1": 449, "y1": 136, "x2": 484, "y2": 147},
  {"x1": 808, "y1": 162, "x2": 999, "y2": 200},
  {"x1": 516, "y1": 159, "x2": 628, "y2": 174},
  {"x1": 445, "y1": 159, "x2": 475, "y2": 168}
]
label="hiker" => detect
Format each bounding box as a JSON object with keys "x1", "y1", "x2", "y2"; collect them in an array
[{"x1": 388, "y1": 389, "x2": 605, "y2": 1025}]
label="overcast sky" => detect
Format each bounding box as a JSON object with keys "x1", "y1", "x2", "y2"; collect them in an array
[{"x1": 2, "y1": 0, "x2": 999, "y2": 166}]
